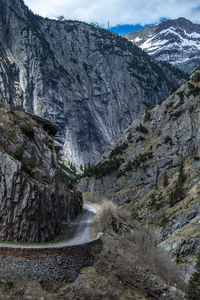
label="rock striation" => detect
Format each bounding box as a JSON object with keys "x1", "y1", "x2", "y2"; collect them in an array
[
  {"x1": 123, "y1": 18, "x2": 200, "y2": 74},
  {"x1": 0, "y1": 105, "x2": 82, "y2": 242},
  {"x1": 78, "y1": 68, "x2": 200, "y2": 279},
  {"x1": 0, "y1": 0, "x2": 187, "y2": 165}
]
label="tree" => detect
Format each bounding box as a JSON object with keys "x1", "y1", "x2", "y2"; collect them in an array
[
  {"x1": 169, "y1": 161, "x2": 186, "y2": 206},
  {"x1": 163, "y1": 172, "x2": 169, "y2": 187},
  {"x1": 187, "y1": 252, "x2": 200, "y2": 299}
]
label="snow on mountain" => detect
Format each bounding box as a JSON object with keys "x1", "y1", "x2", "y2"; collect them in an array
[{"x1": 123, "y1": 18, "x2": 200, "y2": 74}]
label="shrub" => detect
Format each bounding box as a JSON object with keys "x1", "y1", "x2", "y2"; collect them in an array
[
  {"x1": 136, "y1": 136, "x2": 145, "y2": 143},
  {"x1": 144, "y1": 110, "x2": 152, "y2": 122},
  {"x1": 135, "y1": 124, "x2": 149, "y2": 134},
  {"x1": 20, "y1": 125, "x2": 34, "y2": 138},
  {"x1": 12, "y1": 147, "x2": 24, "y2": 162},
  {"x1": 127, "y1": 132, "x2": 133, "y2": 142},
  {"x1": 22, "y1": 155, "x2": 36, "y2": 172},
  {"x1": 187, "y1": 252, "x2": 200, "y2": 299},
  {"x1": 170, "y1": 110, "x2": 184, "y2": 119},
  {"x1": 191, "y1": 72, "x2": 200, "y2": 83},
  {"x1": 163, "y1": 172, "x2": 169, "y2": 187},
  {"x1": 169, "y1": 161, "x2": 186, "y2": 207},
  {"x1": 83, "y1": 158, "x2": 123, "y2": 179},
  {"x1": 188, "y1": 83, "x2": 200, "y2": 96},
  {"x1": 109, "y1": 142, "x2": 128, "y2": 158},
  {"x1": 194, "y1": 155, "x2": 200, "y2": 161},
  {"x1": 164, "y1": 136, "x2": 172, "y2": 145},
  {"x1": 159, "y1": 212, "x2": 169, "y2": 227}
]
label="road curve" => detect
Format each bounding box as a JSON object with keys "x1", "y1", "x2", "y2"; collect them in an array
[{"x1": 0, "y1": 203, "x2": 101, "y2": 249}]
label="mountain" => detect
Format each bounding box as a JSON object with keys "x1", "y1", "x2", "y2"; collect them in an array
[
  {"x1": 0, "y1": 0, "x2": 187, "y2": 165},
  {"x1": 0, "y1": 104, "x2": 82, "y2": 242},
  {"x1": 123, "y1": 18, "x2": 200, "y2": 74},
  {"x1": 79, "y1": 67, "x2": 200, "y2": 281}
]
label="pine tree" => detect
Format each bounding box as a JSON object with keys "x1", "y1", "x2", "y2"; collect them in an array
[
  {"x1": 163, "y1": 172, "x2": 169, "y2": 187},
  {"x1": 187, "y1": 252, "x2": 200, "y2": 299}
]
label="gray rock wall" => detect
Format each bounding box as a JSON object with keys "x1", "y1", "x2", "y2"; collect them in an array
[
  {"x1": 0, "y1": 105, "x2": 82, "y2": 242},
  {"x1": 0, "y1": 0, "x2": 186, "y2": 165}
]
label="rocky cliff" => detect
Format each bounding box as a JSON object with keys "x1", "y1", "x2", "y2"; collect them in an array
[
  {"x1": 0, "y1": 104, "x2": 82, "y2": 242},
  {"x1": 0, "y1": 0, "x2": 187, "y2": 165},
  {"x1": 123, "y1": 18, "x2": 200, "y2": 74},
  {"x1": 79, "y1": 67, "x2": 200, "y2": 280}
]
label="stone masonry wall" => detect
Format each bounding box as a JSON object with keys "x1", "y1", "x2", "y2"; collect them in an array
[{"x1": 0, "y1": 239, "x2": 102, "y2": 282}]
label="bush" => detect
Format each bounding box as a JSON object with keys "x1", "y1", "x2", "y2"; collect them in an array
[
  {"x1": 135, "y1": 124, "x2": 149, "y2": 134},
  {"x1": 22, "y1": 155, "x2": 36, "y2": 172},
  {"x1": 127, "y1": 132, "x2": 133, "y2": 142},
  {"x1": 20, "y1": 125, "x2": 34, "y2": 138},
  {"x1": 187, "y1": 252, "x2": 200, "y2": 299},
  {"x1": 12, "y1": 147, "x2": 24, "y2": 162},
  {"x1": 144, "y1": 110, "x2": 152, "y2": 122},
  {"x1": 164, "y1": 136, "x2": 173, "y2": 145},
  {"x1": 188, "y1": 83, "x2": 200, "y2": 96},
  {"x1": 136, "y1": 136, "x2": 145, "y2": 143},
  {"x1": 109, "y1": 142, "x2": 128, "y2": 158},
  {"x1": 83, "y1": 158, "x2": 123, "y2": 179},
  {"x1": 163, "y1": 172, "x2": 169, "y2": 187},
  {"x1": 169, "y1": 161, "x2": 186, "y2": 207},
  {"x1": 191, "y1": 72, "x2": 200, "y2": 83}
]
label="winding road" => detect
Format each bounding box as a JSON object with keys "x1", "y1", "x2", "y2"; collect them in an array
[{"x1": 0, "y1": 203, "x2": 101, "y2": 249}]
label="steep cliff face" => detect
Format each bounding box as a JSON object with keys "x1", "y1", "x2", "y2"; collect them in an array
[
  {"x1": 123, "y1": 18, "x2": 200, "y2": 74},
  {"x1": 0, "y1": 0, "x2": 187, "y2": 165},
  {"x1": 0, "y1": 105, "x2": 82, "y2": 242},
  {"x1": 78, "y1": 68, "x2": 200, "y2": 280}
]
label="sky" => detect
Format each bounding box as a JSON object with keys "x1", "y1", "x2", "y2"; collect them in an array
[{"x1": 24, "y1": 0, "x2": 200, "y2": 33}]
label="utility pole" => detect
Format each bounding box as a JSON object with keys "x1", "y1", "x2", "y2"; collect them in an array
[{"x1": 108, "y1": 21, "x2": 110, "y2": 30}]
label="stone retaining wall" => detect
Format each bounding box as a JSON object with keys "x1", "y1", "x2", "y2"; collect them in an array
[{"x1": 0, "y1": 239, "x2": 102, "y2": 282}]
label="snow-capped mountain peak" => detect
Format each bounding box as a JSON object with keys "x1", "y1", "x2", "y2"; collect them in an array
[{"x1": 123, "y1": 18, "x2": 200, "y2": 74}]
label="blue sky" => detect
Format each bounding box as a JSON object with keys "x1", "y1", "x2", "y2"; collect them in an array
[{"x1": 24, "y1": 0, "x2": 200, "y2": 33}]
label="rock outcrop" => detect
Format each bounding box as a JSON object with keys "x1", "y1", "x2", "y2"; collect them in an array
[
  {"x1": 0, "y1": 0, "x2": 187, "y2": 165},
  {"x1": 0, "y1": 105, "x2": 82, "y2": 242},
  {"x1": 78, "y1": 68, "x2": 200, "y2": 279}
]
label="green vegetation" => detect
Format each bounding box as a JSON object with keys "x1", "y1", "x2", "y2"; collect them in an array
[
  {"x1": 159, "y1": 212, "x2": 169, "y2": 227},
  {"x1": 83, "y1": 158, "x2": 124, "y2": 179},
  {"x1": 127, "y1": 132, "x2": 133, "y2": 143},
  {"x1": 135, "y1": 124, "x2": 149, "y2": 134},
  {"x1": 12, "y1": 147, "x2": 36, "y2": 173},
  {"x1": 116, "y1": 151, "x2": 153, "y2": 178},
  {"x1": 169, "y1": 161, "x2": 186, "y2": 207},
  {"x1": 194, "y1": 155, "x2": 200, "y2": 161},
  {"x1": 20, "y1": 125, "x2": 34, "y2": 138},
  {"x1": 144, "y1": 110, "x2": 152, "y2": 122},
  {"x1": 136, "y1": 136, "x2": 145, "y2": 143},
  {"x1": 163, "y1": 172, "x2": 169, "y2": 187},
  {"x1": 22, "y1": 155, "x2": 36, "y2": 172},
  {"x1": 170, "y1": 110, "x2": 184, "y2": 119},
  {"x1": 191, "y1": 72, "x2": 200, "y2": 83},
  {"x1": 109, "y1": 142, "x2": 128, "y2": 158},
  {"x1": 12, "y1": 147, "x2": 24, "y2": 162},
  {"x1": 164, "y1": 136, "x2": 173, "y2": 145},
  {"x1": 187, "y1": 252, "x2": 200, "y2": 299},
  {"x1": 188, "y1": 83, "x2": 200, "y2": 96}
]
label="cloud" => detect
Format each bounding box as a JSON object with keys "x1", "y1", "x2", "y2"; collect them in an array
[{"x1": 24, "y1": 0, "x2": 200, "y2": 26}]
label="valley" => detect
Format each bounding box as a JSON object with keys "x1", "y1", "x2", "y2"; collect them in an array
[{"x1": 0, "y1": 0, "x2": 199, "y2": 299}]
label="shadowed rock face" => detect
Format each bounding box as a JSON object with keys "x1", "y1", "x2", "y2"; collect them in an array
[
  {"x1": 0, "y1": 0, "x2": 186, "y2": 165},
  {"x1": 0, "y1": 105, "x2": 82, "y2": 242}
]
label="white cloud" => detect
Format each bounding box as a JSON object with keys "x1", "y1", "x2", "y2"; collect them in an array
[{"x1": 24, "y1": 0, "x2": 200, "y2": 26}]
